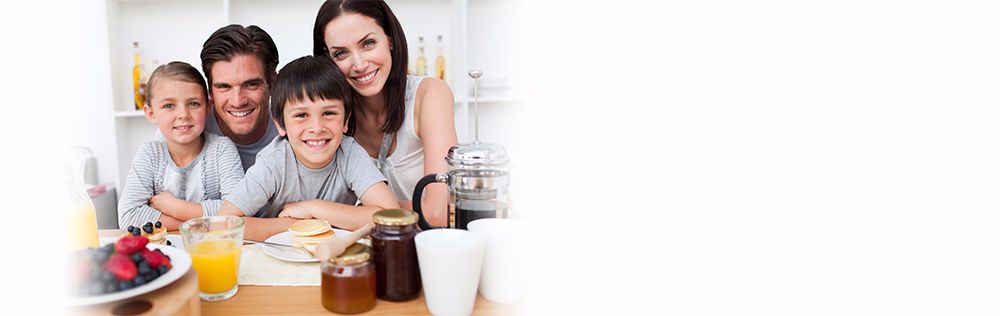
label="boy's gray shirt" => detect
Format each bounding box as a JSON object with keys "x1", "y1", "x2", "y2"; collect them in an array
[{"x1": 226, "y1": 136, "x2": 386, "y2": 218}]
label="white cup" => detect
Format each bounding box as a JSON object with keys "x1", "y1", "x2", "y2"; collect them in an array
[
  {"x1": 415, "y1": 229, "x2": 485, "y2": 316},
  {"x1": 468, "y1": 218, "x2": 529, "y2": 304}
]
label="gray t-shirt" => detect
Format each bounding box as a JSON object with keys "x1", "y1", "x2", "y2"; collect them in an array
[
  {"x1": 226, "y1": 136, "x2": 387, "y2": 218},
  {"x1": 204, "y1": 106, "x2": 280, "y2": 171}
]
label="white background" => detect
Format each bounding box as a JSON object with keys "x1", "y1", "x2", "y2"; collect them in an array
[{"x1": 5, "y1": 0, "x2": 1000, "y2": 314}]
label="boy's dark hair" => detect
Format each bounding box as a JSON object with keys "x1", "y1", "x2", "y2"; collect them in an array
[
  {"x1": 270, "y1": 56, "x2": 355, "y2": 131},
  {"x1": 313, "y1": 0, "x2": 407, "y2": 135},
  {"x1": 145, "y1": 61, "x2": 208, "y2": 107},
  {"x1": 201, "y1": 24, "x2": 280, "y2": 86}
]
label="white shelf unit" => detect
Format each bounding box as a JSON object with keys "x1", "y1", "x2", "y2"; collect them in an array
[{"x1": 104, "y1": 0, "x2": 520, "y2": 191}]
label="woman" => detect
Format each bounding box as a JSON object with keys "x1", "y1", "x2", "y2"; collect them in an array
[{"x1": 313, "y1": 0, "x2": 457, "y2": 227}]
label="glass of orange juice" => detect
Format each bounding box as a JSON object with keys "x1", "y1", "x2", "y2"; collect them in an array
[{"x1": 180, "y1": 216, "x2": 244, "y2": 301}]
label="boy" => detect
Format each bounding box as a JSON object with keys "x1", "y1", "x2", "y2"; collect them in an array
[
  {"x1": 220, "y1": 56, "x2": 399, "y2": 232},
  {"x1": 118, "y1": 62, "x2": 245, "y2": 230}
]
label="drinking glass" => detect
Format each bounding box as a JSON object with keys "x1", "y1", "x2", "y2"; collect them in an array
[{"x1": 180, "y1": 216, "x2": 244, "y2": 301}]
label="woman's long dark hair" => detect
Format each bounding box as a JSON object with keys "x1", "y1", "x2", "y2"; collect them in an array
[{"x1": 313, "y1": 0, "x2": 408, "y2": 136}]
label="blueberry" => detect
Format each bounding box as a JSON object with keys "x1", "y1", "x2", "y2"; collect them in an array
[
  {"x1": 101, "y1": 271, "x2": 115, "y2": 283},
  {"x1": 144, "y1": 273, "x2": 156, "y2": 282},
  {"x1": 131, "y1": 253, "x2": 143, "y2": 263},
  {"x1": 131, "y1": 229, "x2": 141, "y2": 236},
  {"x1": 166, "y1": 240, "x2": 172, "y2": 246},
  {"x1": 118, "y1": 280, "x2": 133, "y2": 291},
  {"x1": 155, "y1": 221, "x2": 162, "y2": 228},
  {"x1": 157, "y1": 265, "x2": 169, "y2": 275},
  {"x1": 138, "y1": 262, "x2": 151, "y2": 274},
  {"x1": 132, "y1": 276, "x2": 146, "y2": 286},
  {"x1": 143, "y1": 224, "x2": 153, "y2": 234}
]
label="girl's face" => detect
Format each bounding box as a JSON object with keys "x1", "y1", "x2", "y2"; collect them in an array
[
  {"x1": 144, "y1": 79, "x2": 208, "y2": 147},
  {"x1": 277, "y1": 97, "x2": 349, "y2": 169},
  {"x1": 323, "y1": 13, "x2": 393, "y2": 98}
]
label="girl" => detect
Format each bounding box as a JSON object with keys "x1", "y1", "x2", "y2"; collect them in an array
[
  {"x1": 118, "y1": 61, "x2": 244, "y2": 230},
  {"x1": 313, "y1": 0, "x2": 458, "y2": 227}
]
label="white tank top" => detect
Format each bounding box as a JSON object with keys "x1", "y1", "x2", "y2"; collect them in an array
[{"x1": 376, "y1": 75, "x2": 426, "y2": 201}]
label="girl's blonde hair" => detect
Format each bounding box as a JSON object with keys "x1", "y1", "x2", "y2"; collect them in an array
[{"x1": 144, "y1": 61, "x2": 208, "y2": 107}]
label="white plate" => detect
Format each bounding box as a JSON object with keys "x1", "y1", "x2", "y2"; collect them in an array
[
  {"x1": 262, "y1": 229, "x2": 369, "y2": 263},
  {"x1": 65, "y1": 243, "x2": 192, "y2": 306}
]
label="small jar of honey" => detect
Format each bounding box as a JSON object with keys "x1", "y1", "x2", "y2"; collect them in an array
[{"x1": 320, "y1": 243, "x2": 376, "y2": 314}]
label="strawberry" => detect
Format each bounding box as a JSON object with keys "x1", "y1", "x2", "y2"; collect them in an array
[
  {"x1": 140, "y1": 248, "x2": 171, "y2": 269},
  {"x1": 115, "y1": 235, "x2": 149, "y2": 255},
  {"x1": 103, "y1": 254, "x2": 137, "y2": 281}
]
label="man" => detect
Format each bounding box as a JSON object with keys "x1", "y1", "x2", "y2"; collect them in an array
[
  {"x1": 201, "y1": 24, "x2": 294, "y2": 240},
  {"x1": 201, "y1": 24, "x2": 281, "y2": 171}
]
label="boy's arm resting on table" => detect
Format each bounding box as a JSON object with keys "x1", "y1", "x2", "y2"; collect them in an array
[
  {"x1": 278, "y1": 182, "x2": 400, "y2": 231},
  {"x1": 219, "y1": 200, "x2": 296, "y2": 241}
]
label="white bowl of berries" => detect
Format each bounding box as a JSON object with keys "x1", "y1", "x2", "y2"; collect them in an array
[{"x1": 65, "y1": 232, "x2": 192, "y2": 306}]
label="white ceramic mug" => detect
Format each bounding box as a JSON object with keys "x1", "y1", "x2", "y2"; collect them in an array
[
  {"x1": 467, "y1": 218, "x2": 529, "y2": 304},
  {"x1": 415, "y1": 229, "x2": 485, "y2": 316}
]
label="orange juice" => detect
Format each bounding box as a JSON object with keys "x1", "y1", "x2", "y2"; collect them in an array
[
  {"x1": 67, "y1": 202, "x2": 99, "y2": 252},
  {"x1": 190, "y1": 239, "x2": 241, "y2": 293}
]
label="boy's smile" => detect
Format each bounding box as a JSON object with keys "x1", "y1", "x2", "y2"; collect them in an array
[{"x1": 278, "y1": 97, "x2": 348, "y2": 169}]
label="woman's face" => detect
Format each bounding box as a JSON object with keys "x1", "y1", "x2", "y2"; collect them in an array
[{"x1": 323, "y1": 13, "x2": 393, "y2": 98}]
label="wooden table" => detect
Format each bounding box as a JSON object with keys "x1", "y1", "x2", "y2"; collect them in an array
[{"x1": 83, "y1": 230, "x2": 515, "y2": 315}]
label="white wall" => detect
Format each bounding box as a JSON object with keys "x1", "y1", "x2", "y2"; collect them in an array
[{"x1": 68, "y1": 1, "x2": 120, "y2": 188}]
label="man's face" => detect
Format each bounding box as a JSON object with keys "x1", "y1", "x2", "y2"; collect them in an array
[{"x1": 208, "y1": 54, "x2": 271, "y2": 144}]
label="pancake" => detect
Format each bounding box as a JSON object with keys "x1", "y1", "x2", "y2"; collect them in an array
[
  {"x1": 292, "y1": 230, "x2": 335, "y2": 243},
  {"x1": 288, "y1": 219, "x2": 332, "y2": 237}
]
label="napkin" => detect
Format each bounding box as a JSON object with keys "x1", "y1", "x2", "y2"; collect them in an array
[{"x1": 238, "y1": 244, "x2": 320, "y2": 286}]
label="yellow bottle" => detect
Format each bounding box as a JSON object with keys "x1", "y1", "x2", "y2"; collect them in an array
[
  {"x1": 65, "y1": 149, "x2": 99, "y2": 252},
  {"x1": 415, "y1": 36, "x2": 427, "y2": 76},
  {"x1": 132, "y1": 42, "x2": 144, "y2": 110},
  {"x1": 435, "y1": 35, "x2": 445, "y2": 80}
]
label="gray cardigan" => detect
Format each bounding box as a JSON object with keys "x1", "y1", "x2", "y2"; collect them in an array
[{"x1": 117, "y1": 133, "x2": 244, "y2": 228}]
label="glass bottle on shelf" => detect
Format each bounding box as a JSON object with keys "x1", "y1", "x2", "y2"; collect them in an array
[
  {"x1": 65, "y1": 148, "x2": 99, "y2": 253},
  {"x1": 416, "y1": 36, "x2": 427, "y2": 76},
  {"x1": 132, "y1": 42, "x2": 145, "y2": 110},
  {"x1": 435, "y1": 35, "x2": 445, "y2": 80}
]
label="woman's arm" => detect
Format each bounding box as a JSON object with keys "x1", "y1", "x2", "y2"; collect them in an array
[{"x1": 414, "y1": 77, "x2": 458, "y2": 227}]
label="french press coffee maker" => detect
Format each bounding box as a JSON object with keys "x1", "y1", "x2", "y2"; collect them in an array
[{"x1": 412, "y1": 70, "x2": 510, "y2": 230}]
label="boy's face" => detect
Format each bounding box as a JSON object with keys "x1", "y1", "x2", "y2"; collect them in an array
[
  {"x1": 208, "y1": 54, "x2": 271, "y2": 144},
  {"x1": 144, "y1": 79, "x2": 208, "y2": 147},
  {"x1": 277, "y1": 97, "x2": 349, "y2": 169}
]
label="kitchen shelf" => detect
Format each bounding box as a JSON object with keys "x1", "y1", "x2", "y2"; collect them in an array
[{"x1": 114, "y1": 110, "x2": 145, "y2": 118}]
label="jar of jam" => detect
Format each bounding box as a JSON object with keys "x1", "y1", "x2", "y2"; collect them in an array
[
  {"x1": 321, "y1": 243, "x2": 376, "y2": 314},
  {"x1": 371, "y1": 208, "x2": 422, "y2": 301}
]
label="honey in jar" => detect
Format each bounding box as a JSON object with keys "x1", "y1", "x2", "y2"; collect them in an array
[{"x1": 321, "y1": 243, "x2": 376, "y2": 314}]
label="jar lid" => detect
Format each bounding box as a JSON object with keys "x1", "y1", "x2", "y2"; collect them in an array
[
  {"x1": 330, "y1": 243, "x2": 371, "y2": 265},
  {"x1": 373, "y1": 208, "x2": 419, "y2": 226},
  {"x1": 446, "y1": 142, "x2": 509, "y2": 166}
]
